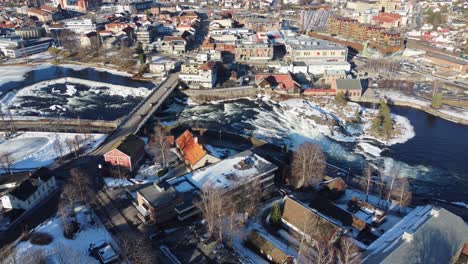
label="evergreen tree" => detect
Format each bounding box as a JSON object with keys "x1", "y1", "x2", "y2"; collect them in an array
[
  {"x1": 431, "y1": 93, "x2": 443, "y2": 108},
  {"x1": 371, "y1": 101, "x2": 394, "y2": 139},
  {"x1": 335, "y1": 91, "x2": 347, "y2": 106},
  {"x1": 270, "y1": 202, "x2": 282, "y2": 228}
]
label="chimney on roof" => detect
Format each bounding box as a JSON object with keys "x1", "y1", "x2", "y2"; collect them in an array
[{"x1": 402, "y1": 231, "x2": 413, "y2": 242}]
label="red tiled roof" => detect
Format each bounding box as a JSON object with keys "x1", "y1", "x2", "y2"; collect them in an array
[
  {"x1": 255, "y1": 73, "x2": 297, "y2": 90},
  {"x1": 176, "y1": 130, "x2": 206, "y2": 166},
  {"x1": 199, "y1": 61, "x2": 217, "y2": 71},
  {"x1": 40, "y1": 5, "x2": 56, "y2": 12},
  {"x1": 372, "y1": 12, "x2": 402, "y2": 23},
  {"x1": 303, "y1": 88, "x2": 337, "y2": 93},
  {"x1": 163, "y1": 36, "x2": 185, "y2": 42}
]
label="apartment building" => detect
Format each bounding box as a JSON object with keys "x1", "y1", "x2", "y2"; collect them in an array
[
  {"x1": 328, "y1": 16, "x2": 403, "y2": 48},
  {"x1": 235, "y1": 43, "x2": 273, "y2": 62},
  {"x1": 0, "y1": 35, "x2": 53, "y2": 58},
  {"x1": 282, "y1": 30, "x2": 348, "y2": 62},
  {"x1": 64, "y1": 19, "x2": 96, "y2": 34},
  {"x1": 179, "y1": 61, "x2": 219, "y2": 89}
]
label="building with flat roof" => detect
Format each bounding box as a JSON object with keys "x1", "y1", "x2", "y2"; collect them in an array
[
  {"x1": 0, "y1": 36, "x2": 53, "y2": 58},
  {"x1": 281, "y1": 30, "x2": 348, "y2": 63},
  {"x1": 424, "y1": 53, "x2": 468, "y2": 75}
]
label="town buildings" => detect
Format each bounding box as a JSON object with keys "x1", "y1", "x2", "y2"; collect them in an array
[{"x1": 103, "y1": 134, "x2": 145, "y2": 171}]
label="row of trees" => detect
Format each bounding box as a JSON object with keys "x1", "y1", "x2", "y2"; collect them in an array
[
  {"x1": 365, "y1": 59, "x2": 401, "y2": 77},
  {"x1": 359, "y1": 165, "x2": 412, "y2": 213},
  {"x1": 196, "y1": 178, "x2": 263, "y2": 243}
]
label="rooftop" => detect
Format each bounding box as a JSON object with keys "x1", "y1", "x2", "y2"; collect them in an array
[
  {"x1": 335, "y1": 79, "x2": 363, "y2": 91},
  {"x1": 281, "y1": 30, "x2": 346, "y2": 51},
  {"x1": 185, "y1": 150, "x2": 277, "y2": 191},
  {"x1": 115, "y1": 134, "x2": 145, "y2": 158},
  {"x1": 364, "y1": 206, "x2": 468, "y2": 264}
]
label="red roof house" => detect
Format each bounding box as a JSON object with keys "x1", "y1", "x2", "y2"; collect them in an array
[
  {"x1": 255, "y1": 73, "x2": 301, "y2": 94},
  {"x1": 175, "y1": 130, "x2": 207, "y2": 168},
  {"x1": 103, "y1": 134, "x2": 145, "y2": 171}
]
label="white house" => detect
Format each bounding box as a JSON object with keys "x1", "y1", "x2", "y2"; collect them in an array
[
  {"x1": 0, "y1": 168, "x2": 58, "y2": 211},
  {"x1": 179, "y1": 61, "x2": 219, "y2": 89}
]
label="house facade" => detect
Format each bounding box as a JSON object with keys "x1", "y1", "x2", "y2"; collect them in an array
[
  {"x1": 179, "y1": 61, "x2": 219, "y2": 89},
  {"x1": 103, "y1": 134, "x2": 145, "y2": 171},
  {"x1": 0, "y1": 168, "x2": 58, "y2": 211}
]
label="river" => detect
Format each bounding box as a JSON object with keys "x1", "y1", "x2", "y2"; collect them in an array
[
  {"x1": 0, "y1": 65, "x2": 154, "y2": 120},
  {"x1": 158, "y1": 97, "x2": 468, "y2": 205}
]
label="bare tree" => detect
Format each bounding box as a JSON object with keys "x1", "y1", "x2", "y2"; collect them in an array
[
  {"x1": 60, "y1": 183, "x2": 80, "y2": 221},
  {"x1": 376, "y1": 168, "x2": 387, "y2": 206},
  {"x1": 337, "y1": 238, "x2": 362, "y2": 264},
  {"x1": 290, "y1": 142, "x2": 326, "y2": 189},
  {"x1": 119, "y1": 236, "x2": 158, "y2": 264},
  {"x1": 65, "y1": 138, "x2": 75, "y2": 156},
  {"x1": 196, "y1": 188, "x2": 224, "y2": 239},
  {"x1": 363, "y1": 166, "x2": 373, "y2": 202},
  {"x1": 398, "y1": 177, "x2": 412, "y2": 214},
  {"x1": 386, "y1": 165, "x2": 401, "y2": 208},
  {"x1": 0, "y1": 244, "x2": 19, "y2": 264},
  {"x1": 53, "y1": 134, "x2": 65, "y2": 158},
  {"x1": 59, "y1": 29, "x2": 79, "y2": 51},
  {"x1": 70, "y1": 168, "x2": 94, "y2": 205},
  {"x1": 149, "y1": 126, "x2": 171, "y2": 167},
  {"x1": 73, "y1": 135, "x2": 83, "y2": 155},
  {"x1": 0, "y1": 152, "x2": 15, "y2": 174},
  {"x1": 299, "y1": 241, "x2": 335, "y2": 264}
]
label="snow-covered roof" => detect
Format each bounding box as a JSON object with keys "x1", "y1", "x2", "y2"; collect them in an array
[
  {"x1": 363, "y1": 206, "x2": 468, "y2": 264},
  {"x1": 186, "y1": 150, "x2": 277, "y2": 191}
]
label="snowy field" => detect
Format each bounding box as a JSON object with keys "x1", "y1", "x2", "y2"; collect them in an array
[
  {"x1": 0, "y1": 64, "x2": 52, "y2": 87},
  {"x1": 103, "y1": 163, "x2": 161, "y2": 188},
  {"x1": 0, "y1": 132, "x2": 106, "y2": 171},
  {"x1": 10, "y1": 205, "x2": 118, "y2": 264}
]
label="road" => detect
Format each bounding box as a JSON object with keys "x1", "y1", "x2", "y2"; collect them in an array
[{"x1": 92, "y1": 73, "x2": 180, "y2": 156}]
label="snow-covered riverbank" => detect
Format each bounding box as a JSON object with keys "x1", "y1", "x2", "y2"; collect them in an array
[
  {"x1": 0, "y1": 132, "x2": 107, "y2": 171},
  {"x1": 359, "y1": 89, "x2": 468, "y2": 125},
  {"x1": 278, "y1": 98, "x2": 415, "y2": 155}
]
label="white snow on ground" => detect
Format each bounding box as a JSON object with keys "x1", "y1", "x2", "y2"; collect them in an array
[
  {"x1": 375, "y1": 89, "x2": 468, "y2": 122},
  {"x1": 0, "y1": 64, "x2": 52, "y2": 87},
  {"x1": 451, "y1": 201, "x2": 468, "y2": 208},
  {"x1": 11, "y1": 206, "x2": 118, "y2": 264},
  {"x1": 440, "y1": 108, "x2": 468, "y2": 122},
  {"x1": 59, "y1": 64, "x2": 132, "y2": 77},
  {"x1": 357, "y1": 142, "x2": 382, "y2": 157},
  {"x1": 104, "y1": 178, "x2": 133, "y2": 188},
  {"x1": 0, "y1": 132, "x2": 106, "y2": 171},
  {"x1": 279, "y1": 98, "x2": 415, "y2": 147},
  {"x1": 134, "y1": 163, "x2": 160, "y2": 183}
]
